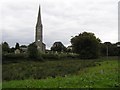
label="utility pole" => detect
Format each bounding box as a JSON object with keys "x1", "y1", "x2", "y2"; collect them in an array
[{"x1": 117, "y1": 44, "x2": 120, "y2": 57}]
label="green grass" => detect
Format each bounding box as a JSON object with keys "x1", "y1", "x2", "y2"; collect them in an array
[{"x1": 2, "y1": 58, "x2": 120, "y2": 88}]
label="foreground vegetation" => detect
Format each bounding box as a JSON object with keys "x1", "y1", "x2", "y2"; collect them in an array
[
  {"x1": 3, "y1": 58, "x2": 96, "y2": 81},
  {"x1": 2, "y1": 57, "x2": 120, "y2": 88}
]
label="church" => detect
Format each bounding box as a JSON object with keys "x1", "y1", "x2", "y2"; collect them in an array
[{"x1": 35, "y1": 5, "x2": 46, "y2": 53}]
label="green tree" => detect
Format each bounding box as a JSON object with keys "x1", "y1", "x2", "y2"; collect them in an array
[
  {"x1": 9, "y1": 47, "x2": 15, "y2": 53},
  {"x1": 116, "y1": 42, "x2": 120, "y2": 56},
  {"x1": 51, "y1": 42, "x2": 66, "y2": 52},
  {"x1": 20, "y1": 45, "x2": 27, "y2": 48},
  {"x1": 27, "y1": 42, "x2": 38, "y2": 59},
  {"x1": 2, "y1": 42, "x2": 10, "y2": 53},
  {"x1": 100, "y1": 43, "x2": 106, "y2": 56},
  {"x1": 15, "y1": 43, "x2": 20, "y2": 49},
  {"x1": 71, "y1": 32, "x2": 100, "y2": 59},
  {"x1": 103, "y1": 42, "x2": 118, "y2": 56}
]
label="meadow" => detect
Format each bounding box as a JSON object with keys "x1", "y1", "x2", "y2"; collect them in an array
[{"x1": 2, "y1": 57, "x2": 120, "y2": 88}]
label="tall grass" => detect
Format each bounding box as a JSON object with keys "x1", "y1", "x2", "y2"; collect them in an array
[{"x1": 2, "y1": 58, "x2": 98, "y2": 81}]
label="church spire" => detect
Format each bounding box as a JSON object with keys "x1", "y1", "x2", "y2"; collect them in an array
[
  {"x1": 35, "y1": 5, "x2": 43, "y2": 42},
  {"x1": 36, "y1": 5, "x2": 42, "y2": 27},
  {"x1": 35, "y1": 4, "x2": 46, "y2": 53}
]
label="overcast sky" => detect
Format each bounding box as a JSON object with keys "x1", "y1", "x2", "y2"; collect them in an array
[{"x1": 0, "y1": 0, "x2": 119, "y2": 49}]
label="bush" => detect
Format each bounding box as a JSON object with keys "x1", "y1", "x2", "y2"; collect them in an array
[
  {"x1": 65, "y1": 53, "x2": 79, "y2": 59},
  {"x1": 40, "y1": 53, "x2": 79, "y2": 60},
  {"x1": 27, "y1": 43, "x2": 38, "y2": 59},
  {"x1": 57, "y1": 53, "x2": 78, "y2": 59},
  {"x1": 2, "y1": 52, "x2": 79, "y2": 62},
  {"x1": 2, "y1": 53, "x2": 27, "y2": 60},
  {"x1": 41, "y1": 53, "x2": 60, "y2": 60},
  {"x1": 36, "y1": 55, "x2": 43, "y2": 61}
]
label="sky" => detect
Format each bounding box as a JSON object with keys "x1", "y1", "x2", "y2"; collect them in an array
[{"x1": 0, "y1": 0, "x2": 119, "y2": 49}]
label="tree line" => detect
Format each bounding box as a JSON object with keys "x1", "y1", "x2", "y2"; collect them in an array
[{"x1": 1, "y1": 32, "x2": 120, "y2": 59}]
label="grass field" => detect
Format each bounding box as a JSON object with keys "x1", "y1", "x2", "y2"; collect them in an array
[
  {"x1": 2, "y1": 57, "x2": 120, "y2": 88},
  {"x1": 2, "y1": 59, "x2": 98, "y2": 81}
]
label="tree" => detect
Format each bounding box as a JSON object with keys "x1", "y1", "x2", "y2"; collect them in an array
[
  {"x1": 99, "y1": 43, "x2": 106, "y2": 56},
  {"x1": 27, "y1": 42, "x2": 38, "y2": 59},
  {"x1": 71, "y1": 32, "x2": 100, "y2": 59},
  {"x1": 2, "y1": 42, "x2": 10, "y2": 53},
  {"x1": 15, "y1": 43, "x2": 20, "y2": 49},
  {"x1": 51, "y1": 42, "x2": 66, "y2": 52},
  {"x1": 9, "y1": 47, "x2": 15, "y2": 53},
  {"x1": 117, "y1": 42, "x2": 120, "y2": 56},
  {"x1": 102, "y1": 42, "x2": 118, "y2": 56},
  {"x1": 20, "y1": 45, "x2": 27, "y2": 48},
  {"x1": 0, "y1": 44, "x2": 1, "y2": 61}
]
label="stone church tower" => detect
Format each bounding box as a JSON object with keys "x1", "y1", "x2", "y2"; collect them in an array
[{"x1": 35, "y1": 5, "x2": 46, "y2": 53}]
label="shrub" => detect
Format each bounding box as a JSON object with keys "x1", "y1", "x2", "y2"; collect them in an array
[
  {"x1": 41, "y1": 53, "x2": 79, "y2": 60},
  {"x1": 27, "y1": 43, "x2": 38, "y2": 59},
  {"x1": 66, "y1": 53, "x2": 79, "y2": 59},
  {"x1": 36, "y1": 54, "x2": 44, "y2": 61},
  {"x1": 41, "y1": 53, "x2": 60, "y2": 60},
  {"x1": 2, "y1": 53, "x2": 27, "y2": 60}
]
